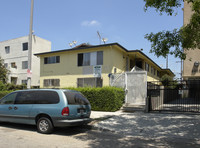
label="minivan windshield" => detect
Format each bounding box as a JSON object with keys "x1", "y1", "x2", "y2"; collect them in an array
[{"x1": 64, "y1": 91, "x2": 90, "y2": 105}]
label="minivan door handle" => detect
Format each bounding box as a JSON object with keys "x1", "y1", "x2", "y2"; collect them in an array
[
  {"x1": 8, "y1": 107, "x2": 12, "y2": 110},
  {"x1": 14, "y1": 107, "x2": 18, "y2": 110}
]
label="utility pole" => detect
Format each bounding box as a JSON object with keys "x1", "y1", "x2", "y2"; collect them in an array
[
  {"x1": 27, "y1": 0, "x2": 34, "y2": 89},
  {"x1": 166, "y1": 54, "x2": 168, "y2": 69},
  {"x1": 176, "y1": 60, "x2": 183, "y2": 80}
]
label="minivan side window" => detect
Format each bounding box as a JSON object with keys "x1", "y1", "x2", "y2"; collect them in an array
[
  {"x1": 0, "y1": 93, "x2": 17, "y2": 104},
  {"x1": 15, "y1": 92, "x2": 35, "y2": 104},
  {"x1": 34, "y1": 91, "x2": 59, "y2": 104},
  {"x1": 64, "y1": 92, "x2": 90, "y2": 105},
  {"x1": 15, "y1": 91, "x2": 60, "y2": 104}
]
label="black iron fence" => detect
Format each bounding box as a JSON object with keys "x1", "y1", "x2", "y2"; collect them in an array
[{"x1": 147, "y1": 80, "x2": 200, "y2": 113}]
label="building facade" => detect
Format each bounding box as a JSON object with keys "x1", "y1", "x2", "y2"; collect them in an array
[
  {"x1": 0, "y1": 36, "x2": 51, "y2": 86},
  {"x1": 35, "y1": 43, "x2": 174, "y2": 88},
  {"x1": 183, "y1": 2, "x2": 200, "y2": 80}
]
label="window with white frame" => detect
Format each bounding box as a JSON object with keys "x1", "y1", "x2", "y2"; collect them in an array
[
  {"x1": 5, "y1": 46, "x2": 10, "y2": 54},
  {"x1": 22, "y1": 80, "x2": 27, "y2": 85},
  {"x1": 22, "y1": 61, "x2": 28, "y2": 69},
  {"x1": 78, "y1": 51, "x2": 103, "y2": 66},
  {"x1": 11, "y1": 62, "x2": 17, "y2": 68},
  {"x1": 4, "y1": 63, "x2": 8, "y2": 68},
  {"x1": 43, "y1": 79, "x2": 60, "y2": 87},
  {"x1": 22, "y1": 42, "x2": 28, "y2": 51},
  {"x1": 44, "y1": 56, "x2": 60, "y2": 64}
]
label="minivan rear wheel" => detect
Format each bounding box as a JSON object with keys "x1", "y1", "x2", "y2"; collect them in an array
[{"x1": 37, "y1": 117, "x2": 54, "y2": 134}]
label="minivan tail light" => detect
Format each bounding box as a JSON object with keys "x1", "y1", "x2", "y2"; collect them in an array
[{"x1": 62, "y1": 107, "x2": 69, "y2": 116}]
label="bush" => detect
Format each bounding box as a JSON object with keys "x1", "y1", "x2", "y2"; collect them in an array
[
  {"x1": 0, "y1": 81, "x2": 6, "y2": 91},
  {"x1": 65, "y1": 87, "x2": 125, "y2": 112},
  {"x1": 4, "y1": 83, "x2": 27, "y2": 91}
]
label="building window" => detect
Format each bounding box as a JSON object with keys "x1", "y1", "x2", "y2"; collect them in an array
[
  {"x1": 22, "y1": 61, "x2": 28, "y2": 69},
  {"x1": 154, "y1": 69, "x2": 156, "y2": 75},
  {"x1": 44, "y1": 56, "x2": 60, "y2": 64},
  {"x1": 22, "y1": 80, "x2": 27, "y2": 85},
  {"x1": 43, "y1": 79, "x2": 60, "y2": 87},
  {"x1": 22, "y1": 42, "x2": 28, "y2": 51},
  {"x1": 5, "y1": 46, "x2": 10, "y2": 54},
  {"x1": 77, "y1": 77, "x2": 103, "y2": 87},
  {"x1": 4, "y1": 63, "x2": 8, "y2": 68},
  {"x1": 97, "y1": 51, "x2": 103, "y2": 65},
  {"x1": 78, "y1": 51, "x2": 103, "y2": 66},
  {"x1": 145, "y1": 62, "x2": 149, "y2": 72},
  {"x1": 151, "y1": 67, "x2": 154, "y2": 74},
  {"x1": 11, "y1": 62, "x2": 17, "y2": 68},
  {"x1": 157, "y1": 71, "x2": 160, "y2": 77}
]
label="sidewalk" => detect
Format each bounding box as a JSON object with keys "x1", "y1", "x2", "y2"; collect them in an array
[{"x1": 90, "y1": 110, "x2": 200, "y2": 146}]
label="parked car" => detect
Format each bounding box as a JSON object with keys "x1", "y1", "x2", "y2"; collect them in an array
[{"x1": 0, "y1": 89, "x2": 91, "y2": 134}]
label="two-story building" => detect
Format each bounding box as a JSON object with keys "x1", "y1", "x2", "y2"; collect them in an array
[
  {"x1": 183, "y1": 2, "x2": 200, "y2": 80},
  {"x1": 0, "y1": 36, "x2": 51, "y2": 87},
  {"x1": 35, "y1": 43, "x2": 174, "y2": 88}
]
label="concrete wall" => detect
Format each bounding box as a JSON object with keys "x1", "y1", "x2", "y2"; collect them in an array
[
  {"x1": 183, "y1": 2, "x2": 200, "y2": 79},
  {"x1": 0, "y1": 36, "x2": 51, "y2": 86}
]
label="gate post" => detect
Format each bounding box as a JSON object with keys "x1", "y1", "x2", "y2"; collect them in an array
[{"x1": 145, "y1": 90, "x2": 151, "y2": 113}]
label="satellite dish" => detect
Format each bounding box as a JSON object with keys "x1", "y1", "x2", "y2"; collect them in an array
[
  {"x1": 69, "y1": 43, "x2": 73, "y2": 47},
  {"x1": 72, "y1": 40, "x2": 77, "y2": 45},
  {"x1": 102, "y1": 38, "x2": 108, "y2": 44}
]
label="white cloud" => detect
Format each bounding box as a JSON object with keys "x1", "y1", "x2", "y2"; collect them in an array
[{"x1": 81, "y1": 20, "x2": 100, "y2": 27}]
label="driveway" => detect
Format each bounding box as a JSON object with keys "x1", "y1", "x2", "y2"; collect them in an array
[{"x1": 91, "y1": 111, "x2": 200, "y2": 147}]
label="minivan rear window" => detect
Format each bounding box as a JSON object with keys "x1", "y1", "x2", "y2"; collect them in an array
[
  {"x1": 64, "y1": 91, "x2": 90, "y2": 105},
  {"x1": 15, "y1": 91, "x2": 59, "y2": 104}
]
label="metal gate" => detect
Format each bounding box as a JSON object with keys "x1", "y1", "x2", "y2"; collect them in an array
[
  {"x1": 125, "y1": 72, "x2": 147, "y2": 105},
  {"x1": 110, "y1": 70, "x2": 147, "y2": 106},
  {"x1": 147, "y1": 80, "x2": 200, "y2": 113}
]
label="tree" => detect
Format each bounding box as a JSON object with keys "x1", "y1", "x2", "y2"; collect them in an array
[
  {"x1": 0, "y1": 56, "x2": 9, "y2": 83},
  {"x1": 144, "y1": 0, "x2": 200, "y2": 59}
]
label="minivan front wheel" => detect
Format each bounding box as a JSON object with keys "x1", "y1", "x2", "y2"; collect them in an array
[{"x1": 37, "y1": 117, "x2": 54, "y2": 134}]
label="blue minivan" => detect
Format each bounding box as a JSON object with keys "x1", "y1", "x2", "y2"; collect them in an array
[{"x1": 0, "y1": 89, "x2": 91, "y2": 134}]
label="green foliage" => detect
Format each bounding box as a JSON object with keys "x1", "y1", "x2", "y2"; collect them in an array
[
  {"x1": 161, "y1": 74, "x2": 177, "y2": 88},
  {"x1": 144, "y1": 0, "x2": 182, "y2": 16},
  {"x1": 0, "y1": 82, "x2": 27, "y2": 91},
  {"x1": 66, "y1": 87, "x2": 125, "y2": 112},
  {"x1": 0, "y1": 81, "x2": 6, "y2": 91},
  {"x1": 0, "y1": 57, "x2": 9, "y2": 83},
  {"x1": 145, "y1": 29, "x2": 185, "y2": 59},
  {"x1": 144, "y1": 0, "x2": 200, "y2": 59}
]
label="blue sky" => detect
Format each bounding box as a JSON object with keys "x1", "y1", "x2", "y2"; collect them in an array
[{"x1": 0, "y1": 0, "x2": 183, "y2": 78}]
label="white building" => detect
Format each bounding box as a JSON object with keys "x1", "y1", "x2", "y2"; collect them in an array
[{"x1": 0, "y1": 36, "x2": 51, "y2": 87}]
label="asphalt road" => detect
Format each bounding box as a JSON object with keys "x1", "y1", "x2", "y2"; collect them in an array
[{"x1": 0, "y1": 113, "x2": 200, "y2": 148}]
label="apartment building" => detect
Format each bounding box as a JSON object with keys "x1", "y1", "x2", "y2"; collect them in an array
[
  {"x1": 35, "y1": 43, "x2": 174, "y2": 88},
  {"x1": 0, "y1": 36, "x2": 51, "y2": 87},
  {"x1": 183, "y1": 2, "x2": 200, "y2": 80}
]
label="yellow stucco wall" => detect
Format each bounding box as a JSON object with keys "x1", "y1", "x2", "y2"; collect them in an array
[{"x1": 39, "y1": 46, "x2": 125, "y2": 88}]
